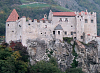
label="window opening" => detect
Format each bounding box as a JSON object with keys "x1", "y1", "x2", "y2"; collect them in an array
[
  {"x1": 65, "y1": 31, "x2": 67, "y2": 35},
  {"x1": 81, "y1": 36, "x2": 83, "y2": 39},
  {"x1": 71, "y1": 32, "x2": 73, "y2": 35},
  {"x1": 19, "y1": 25, "x2": 21, "y2": 27},
  {"x1": 65, "y1": 18, "x2": 68, "y2": 22},
  {"x1": 85, "y1": 19, "x2": 88, "y2": 23},
  {"x1": 41, "y1": 33, "x2": 42, "y2": 34},
  {"x1": 58, "y1": 31, "x2": 60, "y2": 35},
  {"x1": 71, "y1": 26, "x2": 73, "y2": 27},
  {"x1": 8, "y1": 24, "x2": 9, "y2": 26},
  {"x1": 28, "y1": 24, "x2": 30, "y2": 25},
  {"x1": 18, "y1": 17, "x2": 19, "y2": 19},
  {"x1": 53, "y1": 31, "x2": 55, "y2": 35},
  {"x1": 12, "y1": 31, "x2": 14, "y2": 32},
  {"x1": 91, "y1": 20, "x2": 93, "y2": 23},
  {"x1": 59, "y1": 18, "x2": 62, "y2": 22}
]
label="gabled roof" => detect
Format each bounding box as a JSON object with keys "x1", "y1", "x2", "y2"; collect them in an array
[
  {"x1": 6, "y1": 9, "x2": 19, "y2": 22},
  {"x1": 53, "y1": 12, "x2": 76, "y2": 16},
  {"x1": 54, "y1": 24, "x2": 63, "y2": 30}
]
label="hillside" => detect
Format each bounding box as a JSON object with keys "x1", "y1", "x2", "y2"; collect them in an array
[{"x1": 0, "y1": 0, "x2": 71, "y2": 36}]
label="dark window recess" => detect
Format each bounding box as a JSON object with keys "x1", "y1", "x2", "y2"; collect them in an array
[
  {"x1": 59, "y1": 18, "x2": 62, "y2": 22},
  {"x1": 58, "y1": 31, "x2": 60, "y2": 35},
  {"x1": 41, "y1": 33, "x2": 42, "y2": 34},
  {"x1": 65, "y1": 31, "x2": 67, "y2": 35},
  {"x1": 53, "y1": 31, "x2": 55, "y2": 35},
  {"x1": 45, "y1": 32, "x2": 46, "y2": 34},
  {"x1": 74, "y1": 37, "x2": 76, "y2": 39},
  {"x1": 71, "y1": 26, "x2": 73, "y2": 27},
  {"x1": 18, "y1": 17, "x2": 19, "y2": 19},
  {"x1": 32, "y1": 20, "x2": 33, "y2": 22},
  {"x1": 74, "y1": 32, "x2": 76, "y2": 34},
  {"x1": 71, "y1": 32, "x2": 73, "y2": 35},
  {"x1": 8, "y1": 24, "x2": 9, "y2": 26},
  {"x1": 78, "y1": 16, "x2": 79, "y2": 18},
  {"x1": 81, "y1": 36, "x2": 83, "y2": 39},
  {"x1": 80, "y1": 19, "x2": 81, "y2": 21},
  {"x1": 12, "y1": 31, "x2": 14, "y2": 32},
  {"x1": 65, "y1": 18, "x2": 68, "y2": 22},
  {"x1": 91, "y1": 20, "x2": 93, "y2": 23},
  {"x1": 37, "y1": 20, "x2": 40, "y2": 23},
  {"x1": 28, "y1": 24, "x2": 30, "y2": 25},
  {"x1": 19, "y1": 25, "x2": 21, "y2": 27},
  {"x1": 85, "y1": 19, "x2": 88, "y2": 23}
]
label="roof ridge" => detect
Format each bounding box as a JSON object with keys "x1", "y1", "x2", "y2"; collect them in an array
[{"x1": 6, "y1": 9, "x2": 19, "y2": 22}]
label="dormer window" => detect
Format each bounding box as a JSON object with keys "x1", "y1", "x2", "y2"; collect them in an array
[
  {"x1": 59, "y1": 18, "x2": 62, "y2": 22},
  {"x1": 65, "y1": 18, "x2": 68, "y2": 22},
  {"x1": 85, "y1": 19, "x2": 88, "y2": 23},
  {"x1": 91, "y1": 20, "x2": 93, "y2": 23}
]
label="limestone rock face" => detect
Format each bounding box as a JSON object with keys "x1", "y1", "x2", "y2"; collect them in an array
[
  {"x1": 27, "y1": 39, "x2": 74, "y2": 71},
  {"x1": 27, "y1": 39, "x2": 100, "y2": 72},
  {"x1": 76, "y1": 40, "x2": 100, "y2": 73}
]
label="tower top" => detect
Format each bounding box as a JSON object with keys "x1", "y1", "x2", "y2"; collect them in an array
[{"x1": 6, "y1": 9, "x2": 19, "y2": 22}]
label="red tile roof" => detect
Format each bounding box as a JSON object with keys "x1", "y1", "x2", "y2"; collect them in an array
[
  {"x1": 6, "y1": 9, "x2": 19, "y2": 22},
  {"x1": 53, "y1": 12, "x2": 76, "y2": 16}
]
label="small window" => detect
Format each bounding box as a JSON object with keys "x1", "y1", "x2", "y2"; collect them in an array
[
  {"x1": 65, "y1": 18, "x2": 68, "y2": 22},
  {"x1": 12, "y1": 31, "x2": 14, "y2": 32},
  {"x1": 78, "y1": 16, "x2": 79, "y2": 18},
  {"x1": 19, "y1": 25, "x2": 21, "y2": 27},
  {"x1": 71, "y1": 26, "x2": 73, "y2": 27},
  {"x1": 53, "y1": 31, "x2": 55, "y2": 35},
  {"x1": 71, "y1": 32, "x2": 73, "y2": 35},
  {"x1": 58, "y1": 31, "x2": 60, "y2": 35},
  {"x1": 59, "y1": 18, "x2": 62, "y2": 22},
  {"x1": 65, "y1": 31, "x2": 67, "y2": 35},
  {"x1": 18, "y1": 17, "x2": 19, "y2": 19},
  {"x1": 80, "y1": 19, "x2": 81, "y2": 21},
  {"x1": 74, "y1": 32, "x2": 76, "y2": 34},
  {"x1": 8, "y1": 24, "x2": 9, "y2": 26},
  {"x1": 45, "y1": 32, "x2": 46, "y2": 34},
  {"x1": 41, "y1": 33, "x2": 42, "y2": 34},
  {"x1": 91, "y1": 20, "x2": 93, "y2": 23},
  {"x1": 28, "y1": 24, "x2": 30, "y2": 25},
  {"x1": 81, "y1": 36, "x2": 83, "y2": 39},
  {"x1": 32, "y1": 20, "x2": 33, "y2": 22},
  {"x1": 85, "y1": 19, "x2": 88, "y2": 23}
]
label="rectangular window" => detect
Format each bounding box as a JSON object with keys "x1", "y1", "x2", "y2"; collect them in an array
[
  {"x1": 71, "y1": 32, "x2": 73, "y2": 35},
  {"x1": 59, "y1": 18, "x2": 62, "y2": 22},
  {"x1": 58, "y1": 31, "x2": 60, "y2": 35},
  {"x1": 91, "y1": 20, "x2": 93, "y2": 23},
  {"x1": 65, "y1": 31, "x2": 67, "y2": 35},
  {"x1": 81, "y1": 36, "x2": 83, "y2": 39},
  {"x1": 65, "y1": 18, "x2": 68, "y2": 22},
  {"x1": 85, "y1": 19, "x2": 88, "y2": 23},
  {"x1": 53, "y1": 31, "x2": 55, "y2": 35}
]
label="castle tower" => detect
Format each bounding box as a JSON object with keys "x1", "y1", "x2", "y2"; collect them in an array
[
  {"x1": 53, "y1": 24, "x2": 63, "y2": 41},
  {"x1": 6, "y1": 9, "x2": 19, "y2": 43}
]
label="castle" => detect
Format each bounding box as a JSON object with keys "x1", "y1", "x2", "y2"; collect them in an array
[{"x1": 6, "y1": 9, "x2": 97, "y2": 46}]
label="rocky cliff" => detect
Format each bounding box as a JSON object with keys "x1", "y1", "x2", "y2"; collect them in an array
[{"x1": 26, "y1": 38, "x2": 100, "y2": 73}]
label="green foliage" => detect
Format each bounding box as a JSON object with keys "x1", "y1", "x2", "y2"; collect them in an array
[
  {"x1": 29, "y1": 60, "x2": 64, "y2": 73},
  {"x1": 0, "y1": 43, "x2": 29, "y2": 73},
  {"x1": 66, "y1": 68, "x2": 84, "y2": 73},
  {"x1": 63, "y1": 37, "x2": 73, "y2": 44}
]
